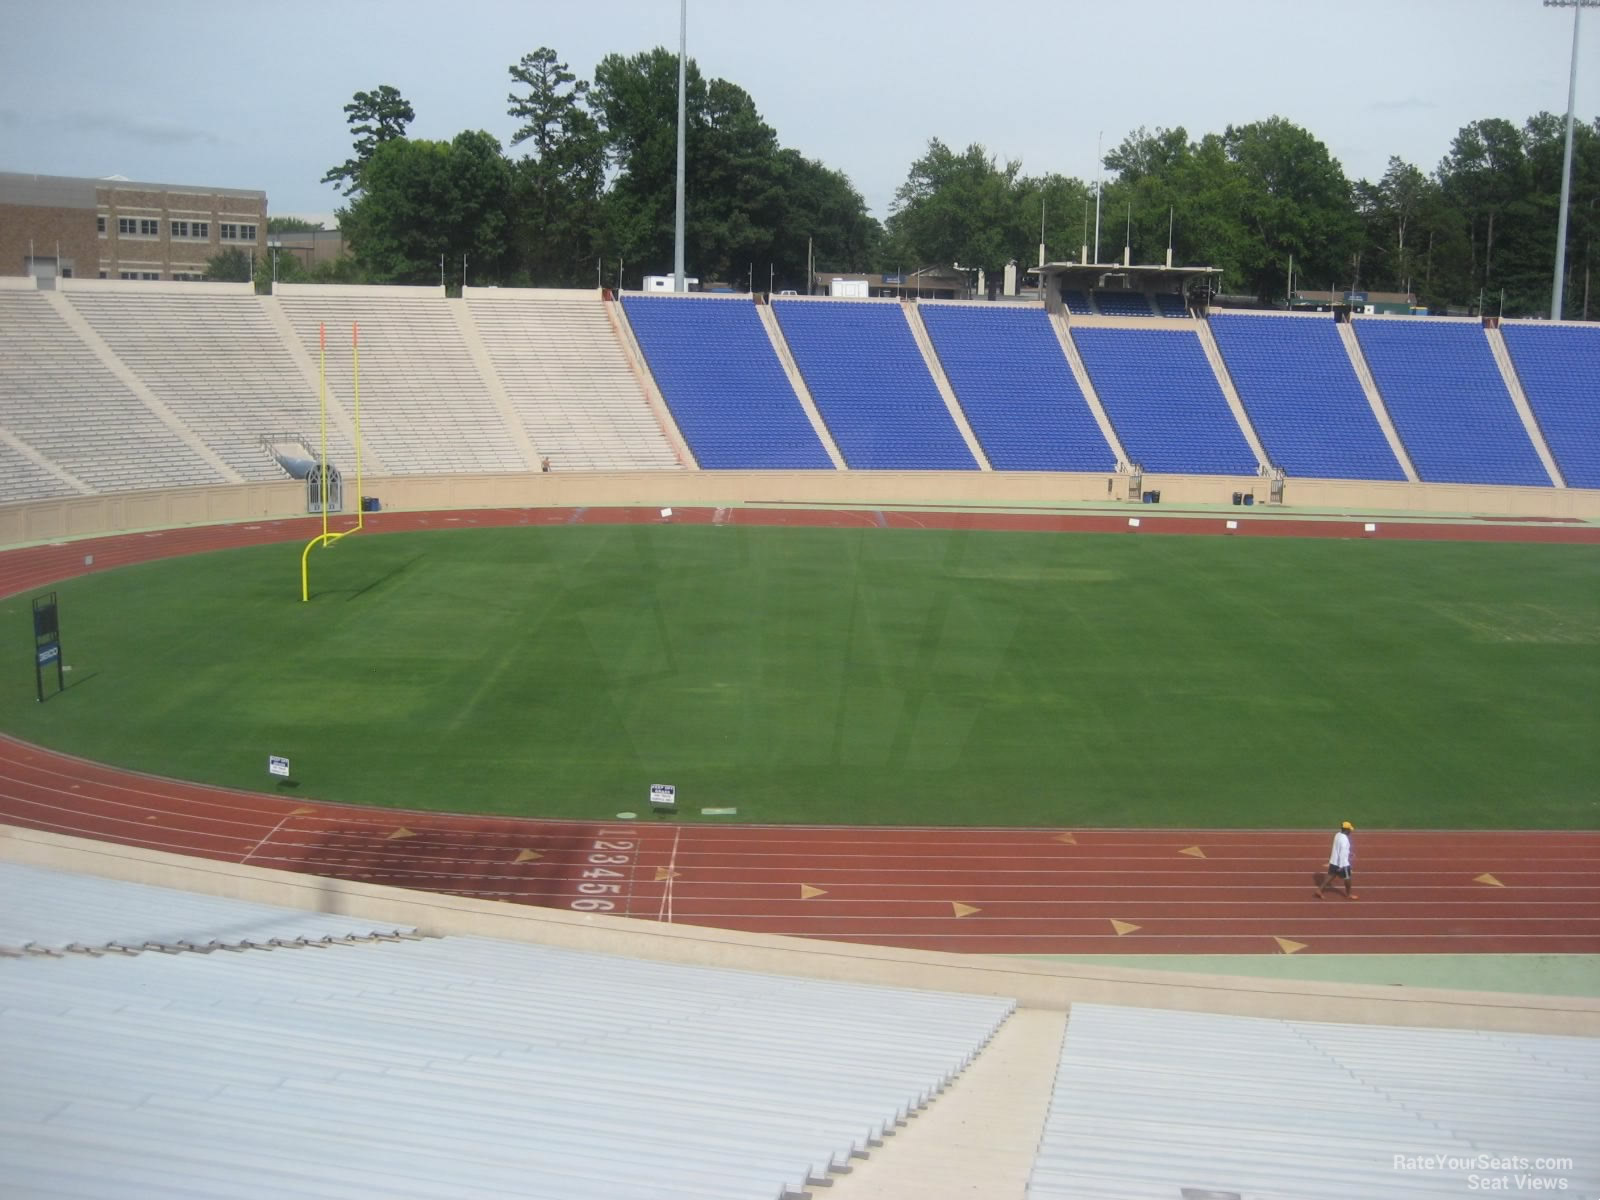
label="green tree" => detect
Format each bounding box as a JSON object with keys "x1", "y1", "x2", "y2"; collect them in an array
[
  {"x1": 1516, "y1": 112, "x2": 1600, "y2": 317},
  {"x1": 588, "y1": 47, "x2": 882, "y2": 290},
  {"x1": 322, "y1": 85, "x2": 416, "y2": 196},
  {"x1": 203, "y1": 247, "x2": 252, "y2": 283},
  {"x1": 886, "y1": 140, "x2": 1025, "y2": 284},
  {"x1": 1354, "y1": 157, "x2": 1435, "y2": 296},
  {"x1": 1015, "y1": 172, "x2": 1093, "y2": 269},
  {"x1": 1221, "y1": 117, "x2": 1358, "y2": 300},
  {"x1": 590, "y1": 47, "x2": 700, "y2": 282},
  {"x1": 1438, "y1": 117, "x2": 1532, "y2": 307},
  {"x1": 775, "y1": 150, "x2": 880, "y2": 283},
  {"x1": 506, "y1": 48, "x2": 606, "y2": 285},
  {"x1": 340, "y1": 131, "x2": 514, "y2": 285},
  {"x1": 267, "y1": 216, "x2": 325, "y2": 233}
]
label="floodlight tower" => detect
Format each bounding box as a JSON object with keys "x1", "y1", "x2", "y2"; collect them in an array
[
  {"x1": 1545, "y1": 0, "x2": 1598, "y2": 321},
  {"x1": 673, "y1": 0, "x2": 688, "y2": 293}
]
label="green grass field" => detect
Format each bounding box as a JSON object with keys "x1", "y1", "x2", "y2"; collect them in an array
[{"x1": 3, "y1": 524, "x2": 1597, "y2": 828}]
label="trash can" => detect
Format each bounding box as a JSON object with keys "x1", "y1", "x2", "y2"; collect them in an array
[
  {"x1": 1232, "y1": 492, "x2": 1243, "y2": 506},
  {"x1": 1242, "y1": 494, "x2": 1254, "y2": 507},
  {"x1": 361, "y1": 496, "x2": 381, "y2": 513},
  {"x1": 1151, "y1": 490, "x2": 1161, "y2": 504},
  {"x1": 1142, "y1": 491, "x2": 1154, "y2": 504}
]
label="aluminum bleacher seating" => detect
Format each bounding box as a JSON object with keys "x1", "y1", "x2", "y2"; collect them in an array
[
  {"x1": 1071, "y1": 327, "x2": 1258, "y2": 474},
  {"x1": 1353, "y1": 319, "x2": 1549, "y2": 487},
  {"x1": 276, "y1": 291, "x2": 527, "y2": 476},
  {"x1": 66, "y1": 291, "x2": 345, "y2": 482},
  {"x1": 467, "y1": 290, "x2": 682, "y2": 471},
  {"x1": 920, "y1": 305, "x2": 1116, "y2": 471},
  {"x1": 0, "y1": 865, "x2": 1015, "y2": 1199},
  {"x1": 0, "y1": 442, "x2": 76, "y2": 505},
  {"x1": 0, "y1": 291, "x2": 228, "y2": 494},
  {"x1": 1029, "y1": 1004, "x2": 1600, "y2": 1199},
  {"x1": 622, "y1": 295, "x2": 832, "y2": 469},
  {"x1": 1500, "y1": 322, "x2": 1600, "y2": 489},
  {"x1": 0, "y1": 863, "x2": 418, "y2": 952},
  {"x1": 1210, "y1": 313, "x2": 1405, "y2": 481},
  {"x1": 772, "y1": 300, "x2": 976, "y2": 469}
]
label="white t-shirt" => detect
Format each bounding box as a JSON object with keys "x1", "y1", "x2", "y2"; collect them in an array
[{"x1": 1329, "y1": 830, "x2": 1352, "y2": 870}]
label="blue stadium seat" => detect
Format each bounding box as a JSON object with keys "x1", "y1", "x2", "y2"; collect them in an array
[
  {"x1": 1093, "y1": 291, "x2": 1156, "y2": 318},
  {"x1": 1500, "y1": 323, "x2": 1600, "y2": 489},
  {"x1": 920, "y1": 306, "x2": 1114, "y2": 471},
  {"x1": 1071, "y1": 328, "x2": 1258, "y2": 475},
  {"x1": 772, "y1": 301, "x2": 977, "y2": 470},
  {"x1": 1060, "y1": 289, "x2": 1094, "y2": 316},
  {"x1": 1353, "y1": 320, "x2": 1549, "y2": 487},
  {"x1": 1153, "y1": 293, "x2": 1189, "y2": 319},
  {"x1": 622, "y1": 296, "x2": 833, "y2": 469},
  {"x1": 1210, "y1": 314, "x2": 1405, "y2": 481}
]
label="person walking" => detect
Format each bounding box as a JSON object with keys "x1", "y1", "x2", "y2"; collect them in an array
[{"x1": 1315, "y1": 821, "x2": 1357, "y2": 900}]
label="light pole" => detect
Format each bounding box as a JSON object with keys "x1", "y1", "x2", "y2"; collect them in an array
[
  {"x1": 268, "y1": 239, "x2": 281, "y2": 285},
  {"x1": 673, "y1": 0, "x2": 688, "y2": 293},
  {"x1": 1545, "y1": 0, "x2": 1598, "y2": 320}
]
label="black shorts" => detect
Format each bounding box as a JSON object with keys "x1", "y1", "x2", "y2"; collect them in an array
[{"x1": 1327, "y1": 864, "x2": 1350, "y2": 879}]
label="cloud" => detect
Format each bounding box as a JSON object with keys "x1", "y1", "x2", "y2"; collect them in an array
[
  {"x1": 54, "y1": 109, "x2": 221, "y2": 147},
  {"x1": 1368, "y1": 96, "x2": 1438, "y2": 113}
]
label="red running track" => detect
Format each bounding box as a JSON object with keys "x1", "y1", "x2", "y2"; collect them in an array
[{"x1": 2, "y1": 505, "x2": 1597, "y2": 956}]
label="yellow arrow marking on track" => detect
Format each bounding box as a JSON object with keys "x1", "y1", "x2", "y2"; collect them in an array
[
  {"x1": 1179, "y1": 846, "x2": 1206, "y2": 858},
  {"x1": 1274, "y1": 937, "x2": 1307, "y2": 956},
  {"x1": 799, "y1": 884, "x2": 827, "y2": 900},
  {"x1": 386, "y1": 826, "x2": 418, "y2": 841},
  {"x1": 952, "y1": 902, "x2": 981, "y2": 919},
  {"x1": 1110, "y1": 919, "x2": 1141, "y2": 937},
  {"x1": 290, "y1": 806, "x2": 315, "y2": 816},
  {"x1": 513, "y1": 849, "x2": 543, "y2": 864},
  {"x1": 654, "y1": 867, "x2": 681, "y2": 882},
  {"x1": 1053, "y1": 832, "x2": 1077, "y2": 845},
  {"x1": 1475, "y1": 873, "x2": 1505, "y2": 888}
]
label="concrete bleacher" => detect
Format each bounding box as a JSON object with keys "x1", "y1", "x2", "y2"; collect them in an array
[
  {"x1": 622, "y1": 294, "x2": 832, "y2": 469},
  {"x1": 920, "y1": 305, "x2": 1116, "y2": 471},
  {"x1": 1029, "y1": 1003, "x2": 1600, "y2": 1199},
  {"x1": 1071, "y1": 327, "x2": 1259, "y2": 474},
  {"x1": 1501, "y1": 322, "x2": 1600, "y2": 489},
  {"x1": 0, "y1": 864, "x2": 1014, "y2": 1200},
  {"x1": 277, "y1": 288, "x2": 528, "y2": 476},
  {"x1": 772, "y1": 299, "x2": 977, "y2": 470},
  {"x1": 1353, "y1": 319, "x2": 1550, "y2": 487},
  {"x1": 66, "y1": 290, "x2": 336, "y2": 482},
  {"x1": 0, "y1": 291, "x2": 228, "y2": 495},
  {"x1": 1092, "y1": 290, "x2": 1155, "y2": 318},
  {"x1": 1210, "y1": 312, "x2": 1405, "y2": 481},
  {"x1": 467, "y1": 289, "x2": 682, "y2": 472}
]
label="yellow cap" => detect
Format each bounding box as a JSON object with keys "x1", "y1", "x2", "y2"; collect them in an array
[{"x1": 1341, "y1": 821, "x2": 1355, "y2": 831}]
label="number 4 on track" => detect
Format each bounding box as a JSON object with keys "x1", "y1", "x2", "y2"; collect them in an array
[{"x1": 583, "y1": 868, "x2": 624, "y2": 879}]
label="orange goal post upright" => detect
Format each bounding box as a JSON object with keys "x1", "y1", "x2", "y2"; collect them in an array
[{"x1": 300, "y1": 322, "x2": 365, "y2": 601}]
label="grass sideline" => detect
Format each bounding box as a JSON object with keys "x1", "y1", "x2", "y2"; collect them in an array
[{"x1": 3, "y1": 524, "x2": 1596, "y2": 827}]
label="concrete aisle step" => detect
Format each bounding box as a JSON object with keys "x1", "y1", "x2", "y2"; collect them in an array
[{"x1": 823, "y1": 1005, "x2": 1067, "y2": 1200}]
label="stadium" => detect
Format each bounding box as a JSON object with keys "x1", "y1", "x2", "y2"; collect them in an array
[
  {"x1": 2, "y1": 268, "x2": 1598, "y2": 1196},
  {"x1": 4, "y1": 0, "x2": 1600, "y2": 1183}
]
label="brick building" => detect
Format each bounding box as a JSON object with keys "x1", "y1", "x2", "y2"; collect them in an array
[{"x1": 0, "y1": 172, "x2": 266, "y2": 282}]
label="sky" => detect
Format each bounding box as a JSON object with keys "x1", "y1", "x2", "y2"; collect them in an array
[{"x1": 1, "y1": 0, "x2": 1595, "y2": 226}]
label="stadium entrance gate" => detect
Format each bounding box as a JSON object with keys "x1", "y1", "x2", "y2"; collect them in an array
[{"x1": 306, "y1": 463, "x2": 343, "y2": 514}]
